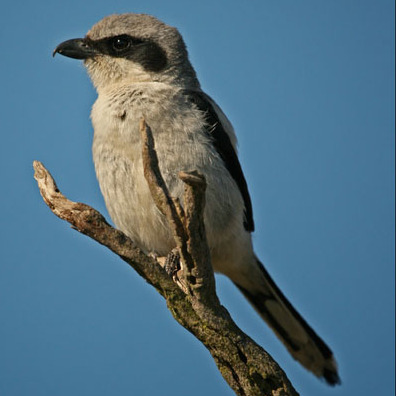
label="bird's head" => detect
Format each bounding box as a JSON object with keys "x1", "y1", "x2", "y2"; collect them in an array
[{"x1": 54, "y1": 13, "x2": 199, "y2": 91}]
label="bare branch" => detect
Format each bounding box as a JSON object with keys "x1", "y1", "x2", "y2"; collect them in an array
[
  {"x1": 33, "y1": 120, "x2": 299, "y2": 395},
  {"x1": 140, "y1": 118, "x2": 216, "y2": 303}
]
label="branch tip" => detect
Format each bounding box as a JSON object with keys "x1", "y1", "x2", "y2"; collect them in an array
[{"x1": 179, "y1": 171, "x2": 206, "y2": 188}]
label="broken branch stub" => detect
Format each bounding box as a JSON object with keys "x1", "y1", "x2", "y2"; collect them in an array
[{"x1": 139, "y1": 118, "x2": 216, "y2": 302}]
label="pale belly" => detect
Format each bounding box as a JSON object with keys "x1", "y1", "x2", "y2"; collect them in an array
[{"x1": 91, "y1": 83, "x2": 253, "y2": 275}]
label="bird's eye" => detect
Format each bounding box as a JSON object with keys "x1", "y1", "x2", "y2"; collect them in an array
[{"x1": 112, "y1": 36, "x2": 131, "y2": 51}]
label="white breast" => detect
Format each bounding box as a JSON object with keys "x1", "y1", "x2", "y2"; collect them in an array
[{"x1": 91, "y1": 82, "x2": 248, "y2": 267}]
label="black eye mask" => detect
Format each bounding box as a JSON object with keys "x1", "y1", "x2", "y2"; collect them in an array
[{"x1": 86, "y1": 35, "x2": 168, "y2": 72}]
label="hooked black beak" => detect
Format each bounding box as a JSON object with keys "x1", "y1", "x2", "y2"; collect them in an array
[{"x1": 53, "y1": 38, "x2": 96, "y2": 59}]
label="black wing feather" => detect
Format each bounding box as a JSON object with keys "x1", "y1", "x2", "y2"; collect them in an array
[{"x1": 183, "y1": 90, "x2": 254, "y2": 232}]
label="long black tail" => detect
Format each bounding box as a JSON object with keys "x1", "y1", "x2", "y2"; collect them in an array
[{"x1": 234, "y1": 259, "x2": 340, "y2": 385}]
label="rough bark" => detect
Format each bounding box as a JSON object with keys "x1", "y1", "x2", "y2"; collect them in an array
[{"x1": 33, "y1": 119, "x2": 299, "y2": 396}]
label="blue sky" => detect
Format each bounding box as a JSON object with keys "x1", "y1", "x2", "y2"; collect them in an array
[{"x1": 0, "y1": 1, "x2": 394, "y2": 395}]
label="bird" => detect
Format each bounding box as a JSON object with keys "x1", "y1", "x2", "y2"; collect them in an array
[{"x1": 53, "y1": 13, "x2": 340, "y2": 385}]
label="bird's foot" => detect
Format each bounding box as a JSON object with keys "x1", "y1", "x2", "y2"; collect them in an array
[
  {"x1": 164, "y1": 249, "x2": 181, "y2": 277},
  {"x1": 164, "y1": 249, "x2": 189, "y2": 294}
]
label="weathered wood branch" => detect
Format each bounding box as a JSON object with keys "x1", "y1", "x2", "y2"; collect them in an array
[
  {"x1": 140, "y1": 118, "x2": 216, "y2": 303},
  {"x1": 33, "y1": 119, "x2": 299, "y2": 396}
]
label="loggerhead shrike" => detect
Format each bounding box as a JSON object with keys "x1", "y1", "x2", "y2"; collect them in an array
[{"x1": 54, "y1": 13, "x2": 340, "y2": 385}]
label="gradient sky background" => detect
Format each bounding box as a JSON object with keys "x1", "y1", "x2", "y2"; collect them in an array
[{"x1": 0, "y1": 1, "x2": 394, "y2": 395}]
